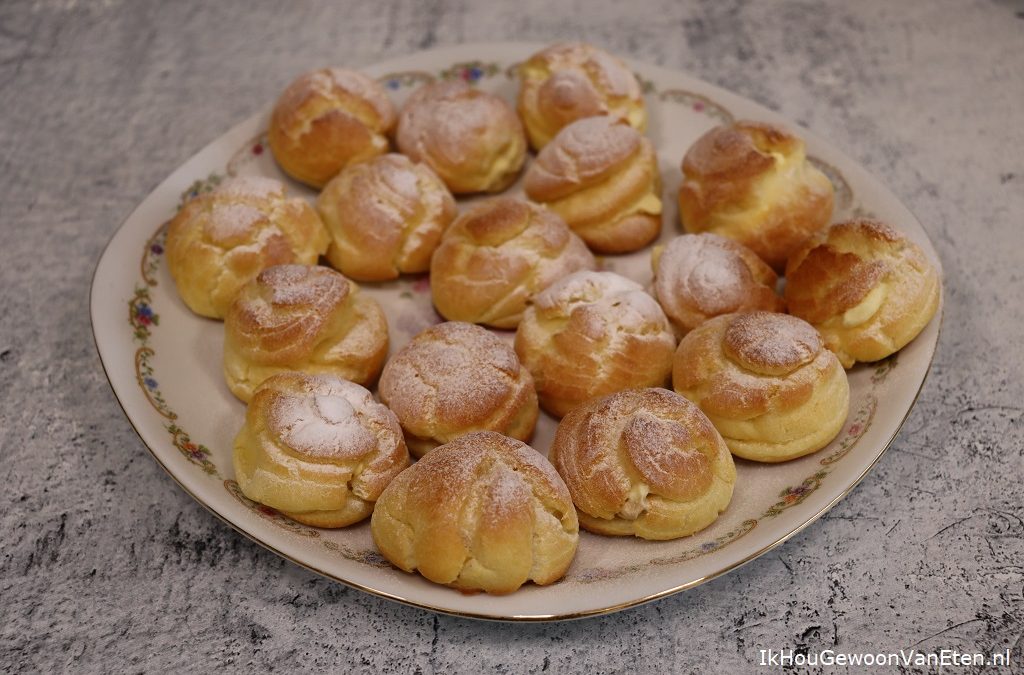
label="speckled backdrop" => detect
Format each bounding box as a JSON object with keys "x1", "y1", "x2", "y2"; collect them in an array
[{"x1": 1, "y1": 1, "x2": 1022, "y2": 673}]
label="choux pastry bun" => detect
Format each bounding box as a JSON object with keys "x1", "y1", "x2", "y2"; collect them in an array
[
  {"x1": 233, "y1": 372, "x2": 409, "y2": 528},
  {"x1": 672, "y1": 311, "x2": 849, "y2": 462},
  {"x1": 223, "y1": 264, "x2": 388, "y2": 403},
  {"x1": 371, "y1": 431, "x2": 578, "y2": 595},
  {"x1": 517, "y1": 42, "x2": 646, "y2": 150},
  {"x1": 377, "y1": 322, "x2": 539, "y2": 458},
  {"x1": 165, "y1": 176, "x2": 329, "y2": 319},
  {"x1": 316, "y1": 153, "x2": 457, "y2": 281},
  {"x1": 784, "y1": 218, "x2": 941, "y2": 368},
  {"x1": 551, "y1": 388, "x2": 736, "y2": 540},
  {"x1": 268, "y1": 68, "x2": 396, "y2": 188},
  {"x1": 395, "y1": 80, "x2": 526, "y2": 194},
  {"x1": 524, "y1": 115, "x2": 662, "y2": 253},
  {"x1": 430, "y1": 196, "x2": 595, "y2": 328},
  {"x1": 677, "y1": 121, "x2": 834, "y2": 271}
]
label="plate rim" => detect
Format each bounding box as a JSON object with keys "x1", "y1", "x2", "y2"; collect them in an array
[{"x1": 89, "y1": 41, "x2": 944, "y2": 622}]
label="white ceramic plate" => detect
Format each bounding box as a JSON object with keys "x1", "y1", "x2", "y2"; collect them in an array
[{"x1": 91, "y1": 43, "x2": 942, "y2": 621}]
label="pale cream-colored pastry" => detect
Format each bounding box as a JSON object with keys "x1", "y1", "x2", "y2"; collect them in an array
[
  {"x1": 165, "y1": 176, "x2": 330, "y2": 319},
  {"x1": 652, "y1": 232, "x2": 784, "y2": 335},
  {"x1": 524, "y1": 116, "x2": 662, "y2": 253},
  {"x1": 517, "y1": 42, "x2": 647, "y2": 150},
  {"x1": 514, "y1": 271, "x2": 677, "y2": 418},
  {"x1": 377, "y1": 322, "x2": 539, "y2": 458},
  {"x1": 223, "y1": 264, "x2": 389, "y2": 403},
  {"x1": 784, "y1": 219, "x2": 941, "y2": 368},
  {"x1": 233, "y1": 372, "x2": 409, "y2": 528},
  {"x1": 551, "y1": 388, "x2": 735, "y2": 540},
  {"x1": 672, "y1": 311, "x2": 849, "y2": 462},
  {"x1": 268, "y1": 68, "x2": 396, "y2": 188},
  {"x1": 395, "y1": 80, "x2": 526, "y2": 194},
  {"x1": 316, "y1": 154, "x2": 457, "y2": 281},
  {"x1": 430, "y1": 197, "x2": 596, "y2": 329},
  {"x1": 677, "y1": 121, "x2": 834, "y2": 271},
  {"x1": 371, "y1": 431, "x2": 578, "y2": 595}
]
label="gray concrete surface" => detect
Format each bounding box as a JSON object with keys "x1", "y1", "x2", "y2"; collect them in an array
[{"x1": 1, "y1": 0, "x2": 1022, "y2": 672}]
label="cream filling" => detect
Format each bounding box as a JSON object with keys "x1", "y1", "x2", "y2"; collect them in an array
[
  {"x1": 634, "y1": 192, "x2": 662, "y2": 216},
  {"x1": 619, "y1": 482, "x2": 650, "y2": 520},
  {"x1": 842, "y1": 283, "x2": 888, "y2": 328}
]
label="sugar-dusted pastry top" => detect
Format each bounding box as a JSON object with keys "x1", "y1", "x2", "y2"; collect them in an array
[
  {"x1": 785, "y1": 218, "x2": 941, "y2": 368},
  {"x1": 551, "y1": 388, "x2": 736, "y2": 540},
  {"x1": 672, "y1": 311, "x2": 849, "y2": 462},
  {"x1": 378, "y1": 321, "x2": 538, "y2": 457},
  {"x1": 317, "y1": 153, "x2": 457, "y2": 281},
  {"x1": 165, "y1": 176, "x2": 329, "y2": 319},
  {"x1": 223, "y1": 264, "x2": 388, "y2": 402},
  {"x1": 652, "y1": 233, "x2": 784, "y2": 334},
  {"x1": 268, "y1": 68, "x2": 396, "y2": 188},
  {"x1": 233, "y1": 372, "x2": 409, "y2": 528},
  {"x1": 515, "y1": 271, "x2": 677, "y2": 418},
  {"x1": 370, "y1": 431, "x2": 579, "y2": 594},
  {"x1": 517, "y1": 41, "x2": 646, "y2": 150},
  {"x1": 430, "y1": 196, "x2": 595, "y2": 328},
  {"x1": 395, "y1": 80, "x2": 526, "y2": 194},
  {"x1": 677, "y1": 120, "x2": 834, "y2": 271},
  {"x1": 524, "y1": 115, "x2": 662, "y2": 253}
]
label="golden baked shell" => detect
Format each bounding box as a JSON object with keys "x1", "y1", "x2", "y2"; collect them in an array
[
  {"x1": 430, "y1": 197, "x2": 596, "y2": 328},
  {"x1": 370, "y1": 431, "x2": 578, "y2": 594}
]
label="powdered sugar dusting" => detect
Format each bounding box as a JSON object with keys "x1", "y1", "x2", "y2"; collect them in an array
[{"x1": 723, "y1": 311, "x2": 821, "y2": 375}]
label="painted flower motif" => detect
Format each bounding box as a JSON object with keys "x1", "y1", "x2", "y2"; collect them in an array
[
  {"x1": 150, "y1": 243, "x2": 163, "y2": 255},
  {"x1": 847, "y1": 424, "x2": 862, "y2": 437},
  {"x1": 693, "y1": 100, "x2": 705, "y2": 112},
  {"x1": 412, "y1": 276, "x2": 431, "y2": 293},
  {"x1": 144, "y1": 377, "x2": 158, "y2": 390},
  {"x1": 386, "y1": 78, "x2": 401, "y2": 90},
  {"x1": 252, "y1": 143, "x2": 263, "y2": 156},
  {"x1": 701, "y1": 541, "x2": 718, "y2": 552}
]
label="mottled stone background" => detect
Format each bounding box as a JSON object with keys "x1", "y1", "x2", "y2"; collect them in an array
[{"x1": 1, "y1": 0, "x2": 1021, "y2": 672}]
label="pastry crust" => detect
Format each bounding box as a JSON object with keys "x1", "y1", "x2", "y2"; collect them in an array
[
  {"x1": 268, "y1": 68, "x2": 396, "y2": 188},
  {"x1": 652, "y1": 233, "x2": 784, "y2": 335},
  {"x1": 672, "y1": 312, "x2": 849, "y2": 462},
  {"x1": 524, "y1": 116, "x2": 662, "y2": 253},
  {"x1": 677, "y1": 121, "x2": 834, "y2": 271},
  {"x1": 223, "y1": 264, "x2": 389, "y2": 402},
  {"x1": 550, "y1": 388, "x2": 735, "y2": 540},
  {"x1": 430, "y1": 197, "x2": 596, "y2": 328},
  {"x1": 317, "y1": 153, "x2": 457, "y2": 281},
  {"x1": 517, "y1": 42, "x2": 646, "y2": 150},
  {"x1": 165, "y1": 176, "x2": 329, "y2": 319},
  {"x1": 395, "y1": 80, "x2": 526, "y2": 194},
  {"x1": 377, "y1": 322, "x2": 539, "y2": 457},
  {"x1": 233, "y1": 372, "x2": 409, "y2": 528},
  {"x1": 514, "y1": 271, "x2": 677, "y2": 418},
  {"x1": 370, "y1": 431, "x2": 578, "y2": 595},
  {"x1": 784, "y1": 219, "x2": 941, "y2": 368}
]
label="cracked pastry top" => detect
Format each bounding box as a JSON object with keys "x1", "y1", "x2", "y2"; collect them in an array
[
  {"x1": 516, "y1": 41, "x2": 647, "y2": 151},
  {"x1": 514, "y1": 270, "x2": 677, "y2": 418},
  {"x1": 268, "y1": 68, "x2": 396, "y2": 189},
  {"x1": 316, "y1": 153, "x2": 457, "y2": 282},
  {"x1": 652, "y1": 232, "x2": 784, "y2": 335},
  {"x1": 370, "y1": 431, "x2": 578, "y2": 595},
  {"x1": 165, "y1": 176, "x2": 329, "y2": 319},
  {"x1": 430, "y1": 196, "x2": 595, "y2": 329},
  {"x1": 233, "y1": 372, "x2": 409, "y2": 528},
  {"x1": 551, "y1": 387, "x2": 735, "y2": 540},
  {"x1": 524, "y1": 115, "x2": 662, "y2": 254},
  {"x1": 223, "y1": 264, "x2": 389, "y2": 403},
  {"x1": 677, "y1": 120, "x2": 834, "y2": 271},
  {"x1": 672, "y1": 311, "x2": 849, "y2": 462},
  {"x1": 784, "y1": 218, "x2": 941, "y2": 368},
  {"x1": 377, "y1": 321, "x2": 539, "y2": 458},
  {"x1": 395, "y1": 80, "x2": 526, "y2": 194}
]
